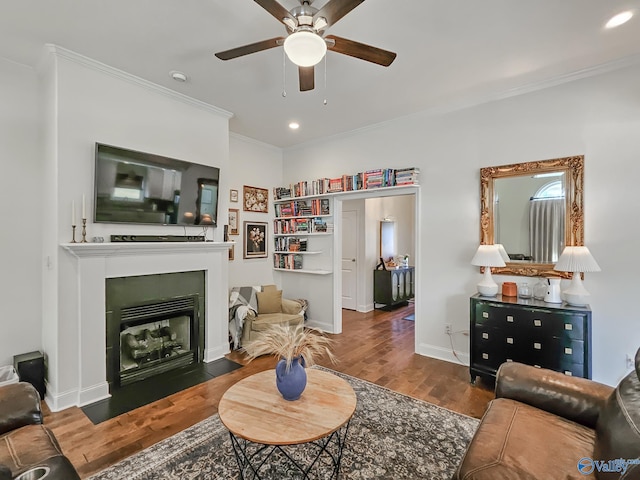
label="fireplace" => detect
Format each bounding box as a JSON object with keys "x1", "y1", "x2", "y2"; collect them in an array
[{"x1": 106, "y1": 271, "x2": 206, "y2": 390}]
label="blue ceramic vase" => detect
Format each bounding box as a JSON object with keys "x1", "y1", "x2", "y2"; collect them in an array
[{"x1": 275, "y1": 356, "x2": 307, "y2": 401}]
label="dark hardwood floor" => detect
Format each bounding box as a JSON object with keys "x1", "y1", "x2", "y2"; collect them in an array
[{"x1": 44, "y1": 303, "x2": 494, "y2": 478}]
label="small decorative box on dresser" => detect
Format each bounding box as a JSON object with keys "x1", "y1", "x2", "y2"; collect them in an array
[{"x1": 470, "y1": 294, "x2": 592, "y2": 383}]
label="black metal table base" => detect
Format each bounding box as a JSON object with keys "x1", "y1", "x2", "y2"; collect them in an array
[{"x1": 229, "y1": 421, "x2": 351, "y2": 480}]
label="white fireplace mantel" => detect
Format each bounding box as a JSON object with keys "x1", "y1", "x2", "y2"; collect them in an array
[
  {"x1": 51, "y1": 241, "x2": 232, "y2": 411},
  {"x1": 61, "y1": 241, "x2": 232, "y2": 257}
]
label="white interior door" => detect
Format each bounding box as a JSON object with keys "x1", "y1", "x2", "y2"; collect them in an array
[{"x1": 341, "y1": 210, "x2": 358, "y2": 310}]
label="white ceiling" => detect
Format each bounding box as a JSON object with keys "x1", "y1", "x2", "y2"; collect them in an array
[{"x1": 1, "y1": 0, "x2": 639, "y2": 148}]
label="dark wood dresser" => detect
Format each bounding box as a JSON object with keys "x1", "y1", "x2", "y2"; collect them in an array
[
  {"x1": 374, "y1": 267, "x2": 415, "y2": 309},
  {"x1": 470, "y1": 294, "x2": 592, "y2": 383}
]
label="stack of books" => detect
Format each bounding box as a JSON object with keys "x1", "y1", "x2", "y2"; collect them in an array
[
  {"x1": 274, "y1": 253, "x2": 303, "y2": 270},
  {"x1": 274, "y1": 237, "x2": 308, "y2": 252},
  {"x1": 273, "y1": 167, "x2": 419, "y2": 200},
  {"x1": 395, "y1": 167, "x2": 420, "y2": 185}
]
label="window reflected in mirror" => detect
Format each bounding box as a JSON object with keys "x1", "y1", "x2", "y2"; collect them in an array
[{"x1": 480, "y1": 155, "x2": 584, "y2": 278}]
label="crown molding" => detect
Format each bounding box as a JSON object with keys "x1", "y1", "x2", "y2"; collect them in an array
[
  {"x1": 44, "y1": 44, "x2": 233, "y2": 119},
  {"x1": 284, "y1": 52, "x2": 640, "y2": 153},
  {"x1": 230, "y1": 132, "x2": 282, "y2": 152}
]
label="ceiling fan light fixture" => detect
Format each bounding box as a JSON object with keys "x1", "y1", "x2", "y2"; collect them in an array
[
  {"x1": 284, "y1": 30, "x2": 326, "y2": 67},
  {"x1": 313, "y1": 16, "x2": 328, "y2": 31}
]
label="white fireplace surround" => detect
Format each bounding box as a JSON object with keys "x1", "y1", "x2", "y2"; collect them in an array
[{"x1": 56, "y1": 241, "x2": 231, "y2": 411}]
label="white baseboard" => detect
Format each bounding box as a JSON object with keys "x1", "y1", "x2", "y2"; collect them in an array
[
  {"x1": 44, "y1": 385, "x2": 79, "y2": 412},
  {"x1": 205, "y1": 343, "x2": 229, "y2": 362},
  {"x1": 417, "y1": 342, "x2": 470, "y2": 368},
  {"x1": 358, "y1": 303, "x2": 374, "y2": 313},
  {"x1": 78, "y1": 381, "x2": 111, "y2": 407},
  {"x1": 306, "y1": 318, "x2": 335, "y2": 333}
]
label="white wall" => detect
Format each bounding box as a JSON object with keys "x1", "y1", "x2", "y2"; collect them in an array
[
  {"x1": 283, "y1": 62, "x2": 640, "y2": 387},
  {"x1": 227, "y1": 134, "x2": 283, "y2": 288},
  {"x1": 0, "y1": 58, "x2": 42, "y2": 368},
  {"x1": 39, "y1": 46, "x2": 233, "y2": 404}
]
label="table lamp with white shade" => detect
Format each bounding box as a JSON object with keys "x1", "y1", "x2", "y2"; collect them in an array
[
  {"x1": 553, "y1": 246, "x2": 601, "y2": 307},
  {"x1": 471, "y1": 245, "x2": 506, "y2": 296},
  {"x1": 496, "y1": 244, "x2": 510, "y2": 263}
]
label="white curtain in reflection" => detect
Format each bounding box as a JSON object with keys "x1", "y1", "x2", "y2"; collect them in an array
[{"x1": 529, "y1": 198, "x2": 565, "y2": 263}]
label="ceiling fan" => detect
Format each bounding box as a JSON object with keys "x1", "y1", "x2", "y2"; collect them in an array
[{"x1": 215, "y1": 0, "x2": 397, "y2": 92}]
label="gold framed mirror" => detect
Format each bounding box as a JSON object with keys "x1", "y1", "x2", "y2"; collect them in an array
[{"x1": 480, "y1": 155, "x2": 584, "y2": 278}]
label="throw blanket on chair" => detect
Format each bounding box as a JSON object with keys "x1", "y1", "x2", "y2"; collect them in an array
[{"x1": 228, "y1": 286, "x2": 259, "y2": 349}]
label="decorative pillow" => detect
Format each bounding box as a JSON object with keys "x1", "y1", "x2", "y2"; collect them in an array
[{"x1": 257, "y1": 289, "x2": 282, "y2": 314}]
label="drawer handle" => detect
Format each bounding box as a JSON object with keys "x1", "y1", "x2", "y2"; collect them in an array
[
  {"x1": 564, "y1": 347, "x2": 573, "y2": 355},
  {"x1": 482, "y1": 333, "x2": 489, "y2": 339},
  {"x1": 565, "y1": 371, "x2": 573, "y2": 376},
  {"x1": 506, "y1": 337, "x2": 514, "y2": 344},
  {"x1": 534, "y1": 319, "x2": 542, "y2": 327},
  {"x1": 565, "y1": 323, "x2": 573, "y2": 330},
  {"x1": 534, "y1": 342, "x2": 542, "y2": 350},
  {"x1": 506, "y1": 315, "x2": 514, "y2": 322},
  {"x1": 482, "y1": 312, "x2": 489, "y2": 318},
  {"x1": 482, "y1": 353, "x2": 489, "y2": 360}
]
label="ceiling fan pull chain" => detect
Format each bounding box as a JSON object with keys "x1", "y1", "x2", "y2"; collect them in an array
[
  {"x1": 282, "y1": 49, "x2": 287, "y2": 98},
  {"x1": 323, "y1": 54, "x2": 327, "y2": 106}
]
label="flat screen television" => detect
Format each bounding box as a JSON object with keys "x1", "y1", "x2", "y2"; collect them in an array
[{"x1": 94, "y1": 143, "x2": 220, "y2": 226}]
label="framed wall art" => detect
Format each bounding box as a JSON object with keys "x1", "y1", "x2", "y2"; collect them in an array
[
  {"x1": 229, "y1": 242, "x2": 235, "y2": 261},
  {"x1": 230, "y1": 189, "x2": 238, "y2": 202},
  {"x1": 243, "y1": 221, "x2": 267, "y2": 259},
  {"x1": 243, "y1": 185, "x2": 268, "y2": 213},
  {"x1": 228, "y1": 208, "x2": 239, "y2": 235}
]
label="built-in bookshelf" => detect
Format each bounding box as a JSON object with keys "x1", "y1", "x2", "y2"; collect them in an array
[
  {"x1": 273, "y1": 167, "x2": 419, "y2": 200},
  {"x1": 273, "y1": 195, "x2": 333, "y2": 274}
]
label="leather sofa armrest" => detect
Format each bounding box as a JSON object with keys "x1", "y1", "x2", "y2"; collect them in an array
[
  {"x1": 495, "y1": 362, "x2": 613, "y2": 429},
  {"x1": 0, "y1": 382, "x2": 43, "y2": 435}
]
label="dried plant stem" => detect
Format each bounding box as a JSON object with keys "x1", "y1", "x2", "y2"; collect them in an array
[{"x1": 242, "y1": 324, "x2": 337, "y2": 370}]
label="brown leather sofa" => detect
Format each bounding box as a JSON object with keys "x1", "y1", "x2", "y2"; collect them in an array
[
  {"x1": 455, "y1": 348, "x2": 640, "y2": 480},
  {"x1": 0, "y1": 382, "x2": 79, "y2": 480}
]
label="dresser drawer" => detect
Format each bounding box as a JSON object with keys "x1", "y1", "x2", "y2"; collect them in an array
[{"x1": 470, "y1": 295, "x2": 592, "y2": 381}]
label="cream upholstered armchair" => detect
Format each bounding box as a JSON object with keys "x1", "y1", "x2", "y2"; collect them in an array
[{"x1": 229, "y1": 285, "x2": 306, "y2": 349}]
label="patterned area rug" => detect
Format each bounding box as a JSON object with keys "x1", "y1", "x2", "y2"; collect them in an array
[{"x1": 89, "y1": 368, "x2": 478, "y2": 480}]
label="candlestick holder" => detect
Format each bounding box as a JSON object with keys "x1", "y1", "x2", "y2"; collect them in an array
[
  {"x1": 81, "y1": 218, "x2": 88, "y2": 243},
  {"x1": 71, "y1": 225, "x2": 77, "y2": 243}
]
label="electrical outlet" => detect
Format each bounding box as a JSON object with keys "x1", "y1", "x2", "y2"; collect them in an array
[
  {"x1": 627, "y1": 354, "x2": 635, "y2": 370},
  {"x1": 445, "y1": 324, "x2": 452, "y2": 335}
]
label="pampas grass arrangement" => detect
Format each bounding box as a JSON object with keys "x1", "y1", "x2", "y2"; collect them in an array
[{"x1": 242, "y1": 324, "x2": 336, "y2": 370}]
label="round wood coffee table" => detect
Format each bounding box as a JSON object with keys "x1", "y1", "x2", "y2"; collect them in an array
[{"x1": 219, "y1": 368, "x2": 357, "y2": 479}]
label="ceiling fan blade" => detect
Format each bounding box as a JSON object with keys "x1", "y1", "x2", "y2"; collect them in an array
[
  {"x1": 299, "y1": 66, "x2": 315, "y2": 91},
  {"x1": 215, "y1": 37, "x2": 284, "y2": 60},
  {"x1": 254, "y1": 0, "x2": 295, "y2": 25},
  {"x1": 326, "y1": 35, "x2": 397, "y2": 66},
  {"x1": 313, "y1": 0, "x2": 365, "y2": 28}
]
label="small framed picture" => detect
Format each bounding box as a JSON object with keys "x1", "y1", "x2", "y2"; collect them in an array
[
  {"x1": 243, "y1": 185, "x2": 268, "y2": 213},
  {"x1": 230, "y1": 189, "x2": 239, "y2": 203},
  {"x1": 228, "y1": 208, "x2": 239, "y2": 235},
  {"x1": 243, "y1": 221, "x2": 268, "y2": 259},
  {"x1": 229, "y1": 243, "x2": 235, "y2": 261}
]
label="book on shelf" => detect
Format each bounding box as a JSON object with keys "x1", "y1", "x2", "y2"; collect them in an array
[
  {"x1": 273, "y1": 167, "x2": 418, "y2": 199},
  {"x1": 274, "y1": 237, "x2": 308, "y2": 252},
  {"x1": 274, "y1": 253, "x2": 303, "y2": 270},
  {"x1": 275, "y1": 198, "x2": 331, "y2": 217}
]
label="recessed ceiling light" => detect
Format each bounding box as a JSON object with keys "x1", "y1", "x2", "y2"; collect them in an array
[
  {"x1": 605, "y1": 11, "x2": 633, "y2": 29},
  {"x1": 289, "y1": 122, "x2": 300, "y2": 130},
  {"x1": 170, "y1": 70, "x2": 188, "y2": 82}
]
